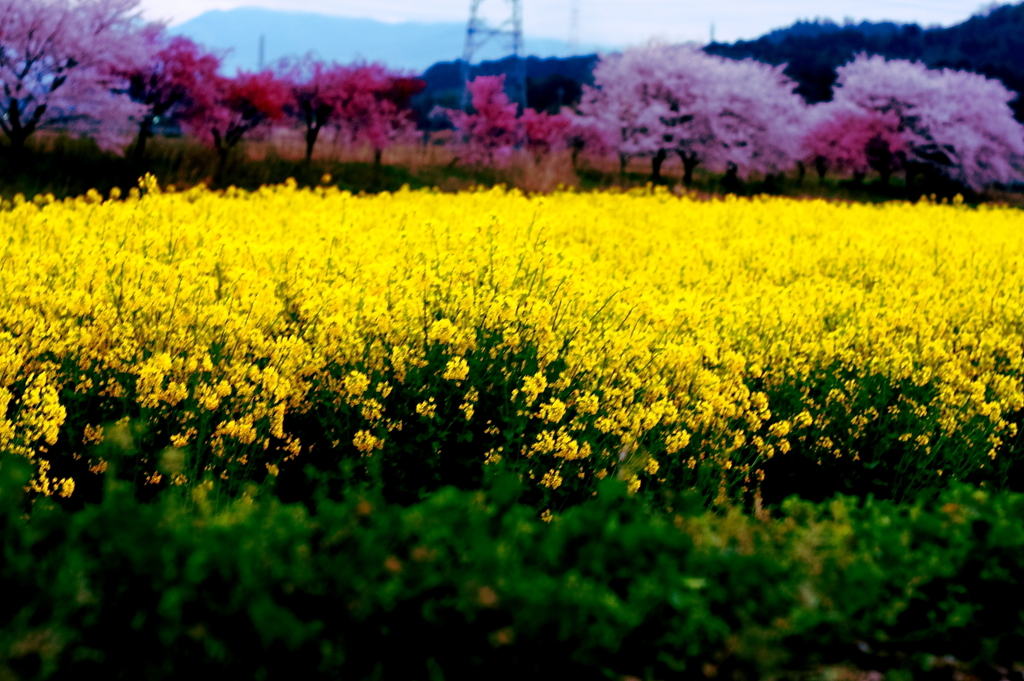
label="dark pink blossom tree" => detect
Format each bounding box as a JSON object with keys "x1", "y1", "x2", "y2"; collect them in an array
[
  {"x1": 802, "y1": 103, "x2": 908, "y2": 183},
  {"x1": 0, "y1": 0, "x2": 151, "y2": 156},
  {"x1": 520, "y1": 108, "x2": 572, "y2": 163},
  {"x1": 277, "y1": 58, "x2": 346, "y2": 162},
  {"x1": 833, "y1": 54, "x2": 1024, "y2": 191},
  {"x1": 333, "y1": 65, "x2": 424, "y2": 172},
  {"x1": 180, "y1": 70, "x2": 290, "y2": 178},
  {"x1": 434, "y1": 75, "x2": 521, "y2": 167},
  {"x1": 121, "y1": 33, "x2": 222, "y2": 160}
]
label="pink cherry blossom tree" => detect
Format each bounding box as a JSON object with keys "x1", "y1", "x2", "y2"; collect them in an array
[
  {"x1": 577, "y1": 50, "x2": 662, "y2": 178},
  {"x1": 121, "y1": 33, "x2": 222, "y2": 160},
  {"x1": 433, "y1": 75, "x2": 521, "y2": 167},
  {"x1": 802, "y1": 103, "x2": 908, "y2": 183},
  {"x1": 520, "y1": 108, "x2": 572, "y2": 163},
  {"x1": 688, "y1": 51, "x2": 807, "y2": 185},
  {"x1": 333, "y1": 65, "x2": 424, "y2": 172},
  {"x1": 180, "y1": 70, "x2": 290, "y2": 178},
  {"x1": 833, "y1": 54, "x2": 1024, "y2": 191},
  {"x1": 277, "y1": 58, "x2": 346, "y2": 163},
  {"x1": 580, "y1": 44, "x2": 807, "y2": 186},
  {"x1": 563, "y1": 114, "x2": 613, "y2": 170},
  {"x1": 0, "y1": 0, "x2": 151, "y2": 156}
]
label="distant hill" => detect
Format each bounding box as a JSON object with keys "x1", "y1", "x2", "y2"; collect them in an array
[
  {"x1": 705, "y1": 2, "x2": 1024, "y2": 120},
  {"x1": 170, "y1": 7, "x2": 610, "y2": 74}
]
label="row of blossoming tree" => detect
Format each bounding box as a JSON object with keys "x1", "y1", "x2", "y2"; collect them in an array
[
  {"x1": 0, "y1": 0, "x2": 424, "y2": 176},
  {"x1": 2, "y1": 0, "x2": 1023, "y2": 192},
  {"x1": 437, "y1": 44, "x2": 1024, "y2": 192}
]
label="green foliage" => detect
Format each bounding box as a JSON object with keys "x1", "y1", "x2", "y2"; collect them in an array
[{"x1": 2, "y1": 455, "x2": 1022, "y2": 680}]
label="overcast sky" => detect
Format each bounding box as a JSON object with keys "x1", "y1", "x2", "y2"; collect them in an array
[{"x1": 139, "y1": 1, "x2": 1003, "y2": 45}]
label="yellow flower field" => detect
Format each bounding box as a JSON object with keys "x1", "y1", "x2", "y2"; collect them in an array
[{"x1": 1, "y1": 178, "x2": 1022, "y2": 504}]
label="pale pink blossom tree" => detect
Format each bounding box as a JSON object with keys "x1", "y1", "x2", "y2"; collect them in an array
[
  {"x1": 580, "y1": 44, "x2": 807, "y2": 185},
  {"x1": 689, "y1": 51, "x2": 807, "y2": 184},
  {"x1": 0, "y1": 0, "x2": 151, "y2": 156},
  {"x1": 562, "y1": 114, "x2": 613, "y2": 170},
  {"x1": 833, "y1": 54, "x2": 1024, "y2": 191},
  {"x1": 121, "y1": 33, "x2": 222, "y2": 160},
  {"x1": 433, "y1": 75, "x2": 521, "y2": 167},
  {"x1": 577, "y1": 50, "x2": 662, "y2": 177}
]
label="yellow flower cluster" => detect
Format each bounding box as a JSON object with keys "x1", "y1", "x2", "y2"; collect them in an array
[{"x1": 1, "y1": 180, "x2": 1021, "y2": 501}]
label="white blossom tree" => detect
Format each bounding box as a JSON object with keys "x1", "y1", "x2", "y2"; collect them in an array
[
  {"x1": 0, "y1": 0, "x2": 151, "y2": 156},
  {"x1": 833, "y1": 54, "x2": 1024, "y2": 191},
  {"x1": 580, "y1": 43, "x2": 807, "y2": 185},
  {"x1": 577, "y1": 47, "x2": 664, "y2": 178}
]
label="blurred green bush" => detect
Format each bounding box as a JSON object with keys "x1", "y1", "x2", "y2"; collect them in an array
[{"x1": 1, "y1": 454, "x2": 1022, "y2": 680}]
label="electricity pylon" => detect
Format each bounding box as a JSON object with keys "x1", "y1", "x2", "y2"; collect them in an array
[
  {"x1": 569, "y1": 0, "x2": 580, "y2": 51},
  {"x1": 461, "y1": 0, "x2": 527, "y2": 110}
]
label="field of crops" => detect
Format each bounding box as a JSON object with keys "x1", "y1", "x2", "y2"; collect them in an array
[
  {"x1": 2, "y1": 178, "x2": 1023, "y2": 508},
  {"x1": 4, "y1": 180, "x2": 1024, "y2": 678}
]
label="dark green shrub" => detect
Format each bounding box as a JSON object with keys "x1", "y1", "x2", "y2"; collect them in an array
[{"x1": 2, "y1": 455, "x2": 1022, "y2": 680}]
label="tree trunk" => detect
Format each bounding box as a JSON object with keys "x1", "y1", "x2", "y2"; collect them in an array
[
  {"x1": 905, "y1": 164, "x2": 921, "y2": 198},
  {"x1": 215, "y1": 148, "x2": 230, "y2": 185},
  {"x1": 618, "y1": 152, "x2": 629, "y2": 180},
  {"x1": 372, "y1": 148, "x2": 383, "y2": 189},
  {"x1": 866, "y1": 136, "x2": 894, "y2": 185},
  {"x1": 796, "y1": 160, "x2": 806, "y2": 186},
  {"x1": 1, "y1": 100, "x2": 43, "y2": 166},
  {"x1": 305, "y1": 124, "x2": 321, "y2": 163},
  {"x1": 570, "y1": 140, "x2": 584, "y2": 171},
  {"x1": 722, "y1": 163, "x2": 741, "y2": 194},
  {"x1": 678, "y1": 151, "x2": 699, "y2": 187},
  {"x1": 814, "y1": 156, "x2": 828, "y2": 184},
  {"x1": 879, "y1": 166, "x2": 892, "y2": 186},
  {"x1": 4, "y1": 129, "x2": 30, "y2": 157},
  {"x1": 2, "y1": 131, "x2": 34, "y2": 172},
  {"x1": 212, "y1": 129, "x2": 230, "y2": 185},
  {"x1": 650, "y1": 148, "x2": 667, "y2": 184},
  {"x1": 134, "y1": 117, "x2": 154, "y2": 163}
]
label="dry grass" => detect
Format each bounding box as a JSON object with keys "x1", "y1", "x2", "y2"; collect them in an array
[{"x1": 7, "y1": 125, "x2": 1022, "y2": 205}]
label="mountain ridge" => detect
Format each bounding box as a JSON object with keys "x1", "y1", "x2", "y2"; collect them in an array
[{"x1": 169, "y1": 7, "x2": 610, "y2": 74}]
